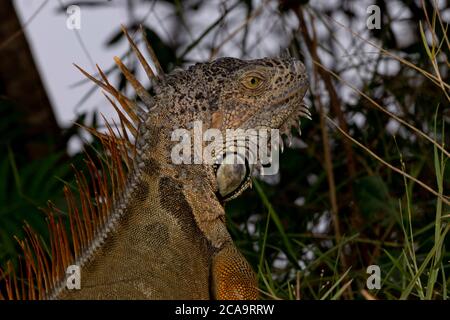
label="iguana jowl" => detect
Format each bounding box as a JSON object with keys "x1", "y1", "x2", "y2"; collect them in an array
[{"x1": 0, "y1": 27, "x2": 309, "y2": 300}]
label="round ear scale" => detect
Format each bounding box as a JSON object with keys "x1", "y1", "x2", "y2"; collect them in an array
[{"x1": 214, "y1": 152, "x2": 253, "y2": 202}]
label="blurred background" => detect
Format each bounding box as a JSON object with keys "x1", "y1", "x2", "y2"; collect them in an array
[{"x1": 0, "y1": 0, "x2": 449, "y2": 299}]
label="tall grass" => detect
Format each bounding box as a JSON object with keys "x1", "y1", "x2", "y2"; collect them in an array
[{"x1": 246, "y1": 2, "x2": 449, "y2": 300}]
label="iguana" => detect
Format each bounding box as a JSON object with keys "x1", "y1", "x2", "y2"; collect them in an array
[{"x1": 0, "y1": 27, "x2": 309, "y2": 300}]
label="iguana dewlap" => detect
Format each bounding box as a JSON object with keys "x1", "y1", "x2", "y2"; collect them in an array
[{"x1": 1, "y1": 28, "x2": 309, "y2": 300}]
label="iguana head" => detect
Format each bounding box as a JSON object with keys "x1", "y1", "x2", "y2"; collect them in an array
[
  {"x1": 76, "y1": 30, "x2": 310, "y2": 203},
  {"x1": 157, "y1": 57, "x2": 309, "y2": 132},
  {"x1": 153, "y1": 57, "x2": 310, "y2": 200}
]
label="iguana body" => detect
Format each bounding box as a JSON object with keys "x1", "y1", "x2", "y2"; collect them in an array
[
  {"x1": 58, "y1": 123, "x2": 250, "y2": 299},
  {"x1": 0, "y1": 28, "x2": 309, "y2": 300}
]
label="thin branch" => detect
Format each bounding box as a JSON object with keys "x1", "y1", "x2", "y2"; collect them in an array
[
  {"x1": 316, "y1": 61, "x2": 450, "y2": 159},
  {"x1": 326, "y1": 116, "x2": 450, "y2": 206}
]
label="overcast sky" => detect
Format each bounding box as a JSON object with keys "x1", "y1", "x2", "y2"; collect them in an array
[{"x1": 14, "y1": 0, "x2": 153, "y2": 127}]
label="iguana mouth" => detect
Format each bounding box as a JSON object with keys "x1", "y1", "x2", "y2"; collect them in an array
[
  {"x1": 278, "y1": 100, "x2": 311, "y2": 137},
  {"x1": 264, "y1": 84, "x2": 310, "y2": 136},
  {"x1": 239, "y1": 82, "x2": 310, "y2": 155}
]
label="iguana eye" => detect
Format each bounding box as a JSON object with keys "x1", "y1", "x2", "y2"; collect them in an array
[
  {"x1": 214, "y1": 153, "x2": 252, "y2": 201},
  {"x1": 241, "y1": 75, "x2": 263, "y2": 89}
]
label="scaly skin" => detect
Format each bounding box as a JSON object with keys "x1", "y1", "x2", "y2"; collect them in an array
[{"x1": 58, "y1": 57, "x2": 309, "y2": 299}]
